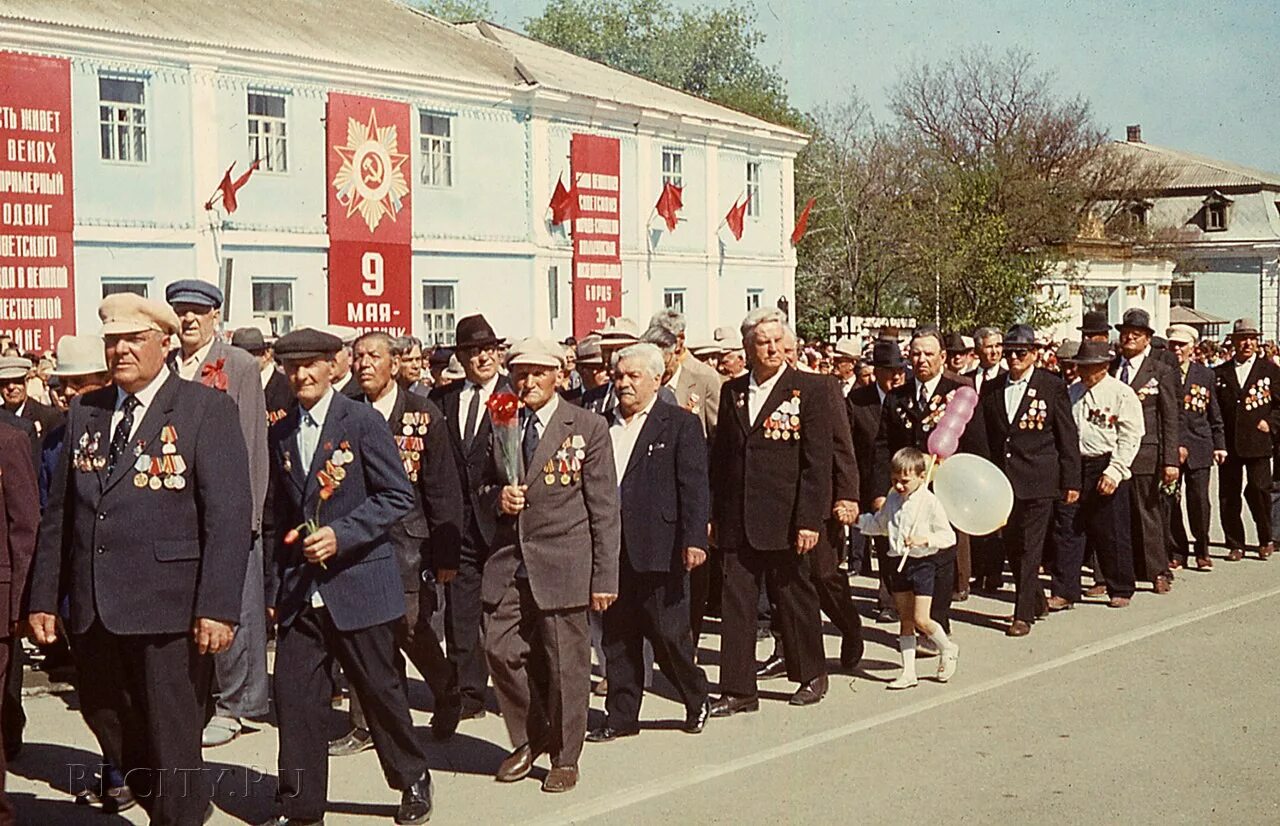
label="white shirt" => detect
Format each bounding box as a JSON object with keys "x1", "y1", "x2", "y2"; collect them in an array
[
  {"x1": 260, "y1": 363, "x2": 274, "y2": 389},
  {"x1": 1069, "y1": 375, "x2": 1145, "y2": 482},
  {"x1": 1235, "y1": 354, "x2": 1257, "y2": 388},
  {"x1": 748, "y1": 365, "x2": 787, "y2": 426},
  {"x1": 458, "y1": 374, "x2": 500, "y2": 441},
  {"x1": 610, "y1": 395, "x2": 656, "y2": 483},
  {"x1": 1117, "y1": 348, "x2": 1148, "y2": 385},
  {"x1": 175, "y1": 338, "x2": 215, "y2": 381},
  {"x1": 840, "y1": 376, "x2": 857, "y2": 398},
  {"x1": 664, "y1": 364, "x2": 683, "y2": 392},
  {"x1": 857, "y1": 486, "x2": 956, "y2": 559},
  {"x1": 1004, "y1": 367, "x2": 1034, "y2": 424},
  {"x1": 111, "y1": 371, "x2": 170, "y2": 443},
  {"x1": 974, "y1": 364, "x2": 1001, "y2": 393},
  {"x1": 332, "y1": 372, "x2": 353, "y2": 394},
  {"x1": 371, "y1": 384, "x2": 398, "y2": 422},
  {"x1": 913, "y1": 374, "x2": 942, "y2": 408}
]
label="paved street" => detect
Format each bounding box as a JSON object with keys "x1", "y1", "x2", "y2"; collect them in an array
[{"x1": 9, "y1": 530, "x2": 1280, "y2": 825}]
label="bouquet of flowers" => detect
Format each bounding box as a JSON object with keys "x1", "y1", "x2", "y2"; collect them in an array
[{"x1": 486, "y1": 391, "x2": 521, "y2": 484}]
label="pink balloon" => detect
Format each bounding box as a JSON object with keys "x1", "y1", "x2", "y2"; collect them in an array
[{"x1": 928, "y1": 426, "x2": 961, "y2": 459}]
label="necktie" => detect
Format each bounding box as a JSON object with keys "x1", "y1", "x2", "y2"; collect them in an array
[
  {"x1": 918, "y1": 383, "x2": 929, "y2": 410},
  {"x1": 107, "y1": 395, "x2": 139, "y2": 476},
  {"x1": 1120, "y1": 360, "x2": 1131, "y2": 384},
  {"x1": 522, "y1": 411, "x2": 540, "y2": 468},
  {"x1": 299, "y1": 411, "x2": 319, "y2": 470},
  {"x1": 463, "y1": 385, "x2": 482, "y2": 446}
]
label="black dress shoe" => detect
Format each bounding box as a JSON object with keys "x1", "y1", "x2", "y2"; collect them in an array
[
  {"x1": 395, "y1": 773, "x2": 433, "y2": 825},
  {"x1": 328, "y1": 727, "x2": 373, "y2": 757},
  {"x1": 789, "y1": 675, "x2": 828, "y2": 706},
  {"x1": 755, "y1": 653, "x2": 786, "y2": 680},
  {"x1": 840, "y1": 635, "x2": 864, "y2": 670},
  {"x1": 585, "y1": 725, "x2": 639, "y2": 743},
  {"x1": 683, "y1": 698, "x2": 711, "y2": 734},
  {"x1": 430, "y1": 696, "x2": 461, "y2": 741},
  {"x1": 709, "y1": 694, "x2": 759, "y2": 717}
]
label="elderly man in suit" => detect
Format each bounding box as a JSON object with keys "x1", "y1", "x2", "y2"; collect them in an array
[
  {"x1": 231, "y1": 326, "x2": 294, "y2": 427},
  {"x1": 1165, "y1": 325, "x2": 1226, "y2": 570},
  {"x1": 0, "y1": 356, "x2": 62, "y2": 447},
  {"x1": 164, "y1": 279, "x2": 271, "y2": 748},
  {"x1": 1214, "y1": 318, "x2": 1280, "y2": 562},
  {"x1": 709, "y1": 308, "x2": 833, "y2": 716},
  {"x1": 328, "y1": 331, "x2": 464, "y2": 757},
  {"x1": 483, "y1": 338, "x2": 619, "y2": 793},
  {"x1": 1111, "y1": 308, "x2": 1181, "y2": 593},
  {"x1": 586, "y1": 342, "x2": 710, "y2": 743},
  {"x1": 977, "y1": 325, "x2": 1080, "y2": 637},
  {"x1": 430, "y1": 314, "x2": 510, "y2": 721},
  {"x1": 644, "y1": 310, "x2": 721, "y2": 439},
  {"x1": 262, "y1": 327, "x2": 432, "y2": 826},
  {"x1": 29, "y1": 294, "x2": 252, "y2": 825}
]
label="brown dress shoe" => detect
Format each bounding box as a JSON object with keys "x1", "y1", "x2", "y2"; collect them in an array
[
  {"x1": 1084, "y1": 584, "x2": 1108, "y2": 598},
  {"x1": 592, "y1": 678, "x2": 609, "y2": 696},
  {"x1": 1169, "y1": 557, "x2": 1183, "y2": 570},
  {"x1": 1006, "y1": 620, "x2": 1032, "y2": 637},
  {"x1": 1154, "y1": 577, "x2": 1172, "y2": 594},
  {"x1": 496, "y1": 743, "x2": 540, "y2": 783},
  {"x1": 1046, "y1": 596, "x2": 1072, "y2": 612},
  {"x1": 788, "y1": 675, "x2": 828, "y2": 706},
  {"x1": 1196, "y1": 556, "x2": 1213, "y2": 570},
  {"x1": 1108, "y1": 596, "x2": 1131, "y2": 608},
  {"x1": 542, "y1": 765, "x2": 578, "y2": 793},
  {"x1": 1227, "y1": 548, "x2": 1245, "y2": 562},
  {"x1": 1259, "y1": 543, "x2": 1275, "y2": 561}
]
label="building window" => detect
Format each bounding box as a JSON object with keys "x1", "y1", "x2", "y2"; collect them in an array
[
  {"x1": 746, "y1": 288, "x2": 763, "y2": 312},
  {"x1": 1082, "y1": 285, "x2": 1116, "y2": 317},
  {"x1": 98, "y1": 76, "x2": 147, "y2": 163},
  {"x1": 663, "y1": 288, "x2": 686, "y2": 315},
  {"x1": 101, "y1": 279, "x2": 149, "y2": 298},
  {"x1": 1170, "y1": 279, "x2": 1195, "y2": 308},
  {"x1": 548, "y1": 266, "x2": 560, "y2": 323},
  {"x1": 662, "y1": 147, "x2": 683, "y2": 188},
  {"x1": 248, "y1": 92, "x2": 288, "y2": 172},
  {"x1": 1205, "y1": 202, "x2": 1227, "y2": 231},
  {"x1": 422, "y1": 283, "x2": 456, "y2": 345},
  {"x1": 1128, "y1": 202, "x2": 1149, "y2": 228},
  {"x1": 419, "y1": 112, "x2": 453, "y2": 187},
  {"x1": 745, "y1": 161, "x2": 761, "y2": 218},
  {"x1": 252, "y1": 281, "x2": 294, "y2": 336}
]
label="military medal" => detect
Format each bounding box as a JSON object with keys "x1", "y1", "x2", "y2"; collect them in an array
[
  {"x1": 134, "y1": 472, "x2": 148, "y2": 488},
  {"x1": 148, "y1": 476, "x2": 162, "y2": 490},
  {"x1": 160, "y1": 425, "x2": 178, "y2": 455}
]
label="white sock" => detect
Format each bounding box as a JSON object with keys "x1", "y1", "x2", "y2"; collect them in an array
[
  {"x1": 898, "y1": 635, "x2": 917, "y2": 677},
  {"x1": 928, "y1": 626, "x2": 955, "y2": 653}
]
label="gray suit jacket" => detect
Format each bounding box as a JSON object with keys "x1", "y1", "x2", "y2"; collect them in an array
[
  {"x1": 168, "y1": 337, "x2": 269, "y2": 531},
  {"x1": 671, "y1": 355, "x2": 721, "y2": 442},
  {"x1": 481, "y1": 400, "x2": 621, "y2": 611}
]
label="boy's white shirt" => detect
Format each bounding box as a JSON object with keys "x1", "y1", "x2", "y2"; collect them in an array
[{"x1": 857, "y1": 486, "x2": 955, "y2": 558}]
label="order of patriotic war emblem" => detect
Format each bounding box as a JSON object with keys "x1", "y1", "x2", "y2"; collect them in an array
[{"x1": 331, "y1": 107, "x2": 409, "y2": 233}]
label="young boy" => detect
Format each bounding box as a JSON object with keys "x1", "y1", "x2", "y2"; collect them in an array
[{"x1": 858, "y1": 447, "x2": 960, "y2": 689}]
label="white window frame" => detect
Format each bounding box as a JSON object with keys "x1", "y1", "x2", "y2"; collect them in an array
[
  {"x1": 100, "y1": 277, "x2": 152, "y2": 299},
  {"x1": 746, "y1": 288, "x2": 763, "y2": 312},
  {"x1": 98, "y1": 75, "x2": 148, "y2": 164},
  {"x1": 422, "y1": 282, "x2": 457, "y2": 345},
  {"x1": 251, "y1": 279, "x2": 295, "y2": 336},
  {"x1": 1206, "y1": 202, "x2": 1228, "y2": 231},
  {"x1": 663, "y1": 288, "x2": 686, "y2": 315},
  {"x1": 419, "y1": 111, "x2": 454, "y2": 188},
  {"x1": 662, "y1": 147, "x2": 684, "y2": 188},
  {"x1": 745, "y1": 161, "x2": 761, "y2": 218},
  {"x1": 247, "y1": 91, "x2": 289, "y2": 173}
]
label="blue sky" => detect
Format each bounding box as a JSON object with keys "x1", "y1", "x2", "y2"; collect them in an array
[{"x1": 494, "y1": 0, "x2": 1280, "y2": 172}]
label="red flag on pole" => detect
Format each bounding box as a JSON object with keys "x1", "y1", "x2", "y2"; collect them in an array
[
  {"x1": 655, "y1": 181, "x2": 683, "y2": 231},
  {"x1": 549, "y1": 174, "x2": 576, "y2": 225},
  {"x1": 725, "y1": 194, "x2": 750, "y2": 241},
  {"x1": 204, "y1": 159, "x2": 261, "y2": 213},
  {"x1": 791, "y1": 197, "x2": 816, "y2": 246}
]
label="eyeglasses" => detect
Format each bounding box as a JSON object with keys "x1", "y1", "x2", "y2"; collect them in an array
[{"x1": 1005, "y1": 348, "x2": 1031, "y2": 358}]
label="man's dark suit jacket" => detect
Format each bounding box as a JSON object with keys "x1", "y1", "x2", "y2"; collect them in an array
[
  {"x1": 710, "y1": 366, "x2": 833, "y2": 552},
  {"x1": 267, "y1": 391, "x2": 414, "y2": 632},
  {"x1": 1214, "y1": 356, "x2": 1280, "y2": 459},
  {"x1": 1178, "y1": 362, "x2": 1225, "y2": 470},
  {"x1": 872, "y1": 372, "x2": 977, "y2": 495},
  {"x1": 356, "y1": 387, "x2": 463, "y2": 591},
  {"x1": 0, "y1": 423, "x2": 38, "y2": 637},
  {"x1": 1111, "y1": 353, "x2": 1180, "y2": 475},
  {"x1": 846, "y1": 383, "x2": 885, "y2": 504},
  {"x1": 617, "y1": 400, "x2": 709, "y2": 573},
  {"x1": 823, "y1": 375, "x2": 859, "y2": 505},
  {"x1": 264, "y1": 368, "x2": 294, "y2": 425},
  {"x1": 431, "y1": 376, "x2": 512, "y2": 549},
  {"x1": 0, "y1": 409, "x2": 39, "y2": 481},
  {"x1": 31, "y1": 374, "x2": 252, "y2": 635},
  {"x1": 16, "y1": 397, "x2": 62, "y2": 443},
  {"x1": 977, "y1": 368, "x2": 1080, "y2": 500}
]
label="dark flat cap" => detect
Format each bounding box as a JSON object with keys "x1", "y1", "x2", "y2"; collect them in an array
[
  {"x1": 1003, "y1": 324, "x2": 1038, "y2": 349},
  {"x1": 165, "y1": 279, "x2": 224, "y2": 309},
  {"x1": 1078, "y1": 310, "x2": 1110, "y2": 335},
  {"x1": 274, "y1": 328, "x2": 342, "y2": 361},
  {"x1": 1115, "y1": 308, "x2": 1154, "y2": 335},
  {"x1": 231, "y1": 327, "x2": 268, "y2": 352}
]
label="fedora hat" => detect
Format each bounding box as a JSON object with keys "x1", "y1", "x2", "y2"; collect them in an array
[
  {"x1": 871, "y1": 338, "x2": 906, "y2": 369},
  {"x1": 1002, "y1": 324, "x2": 1038, "y2": 349},
  {"x1": 454, "y1": 315, "x2": 504, "y2": 350},
  {"x1": 1115, "y1": 308, "x2": 1154, "y2": 335},
  {"x1": 1064, "y1": 339, "x2": 1111, "y2": 365},
  {"x1": 594, "y1": 317, "x2": 640, "y2": 343},
  {"x1": 1231, "y1": 317, "x2": 1261, "y2": 337},
  {"x1": 1078, "y1": 310, "x2": 1110, "y2": 336}
]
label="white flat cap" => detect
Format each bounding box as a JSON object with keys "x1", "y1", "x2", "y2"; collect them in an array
[
  {"x1": 507, "y1": 337, "x2": 565, "y2": 369},
  {"x1": 99, "y1": 293, "x2": 180, "y2": 336}
]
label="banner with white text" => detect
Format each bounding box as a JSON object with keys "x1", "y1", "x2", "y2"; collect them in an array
[{"x1": 570, "y1": 134, "x2": 622, "y2": 338}]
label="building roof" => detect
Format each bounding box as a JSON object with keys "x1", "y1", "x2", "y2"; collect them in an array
[
  {"x1": 456, "y1": 21, "x2": 807, "y2": 140},
  {"x1": 1170, "y1": 305, "x2": 1228, "y2": 326},
  {"x1": 1, "y1": 0, "x2": 526, "y2": 89},
  {"x1": 1112, "y1": 139, "x2": 1280, "y2": 191}
]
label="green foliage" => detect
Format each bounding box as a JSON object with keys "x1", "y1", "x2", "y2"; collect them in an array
[{"x1": 406, "y1": 0, "x2": 495, "y2": 23}]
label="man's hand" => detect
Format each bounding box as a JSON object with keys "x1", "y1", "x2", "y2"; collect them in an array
[
  {"x1": 684, "y1": 547, "x2": 707, "y2": 571},
  {"x1": 28, "y1": 612, "x2": 57, "y2": 645},
  {"x1": 1063, "y1": 489, "x2": 1080, "y2": 505},
  {"x1": 832, "y1": 499, "x2": 860, "y2": 526},
  {"x1": 303, "y1": 526, "x2": 338, "y2": 565},
  {"x1": 872, "y1": 496, "x2": 886, "y2": 512},
  {"x1": 1097, "y1": 475, "x2": 1118, "y2": 496},
  {"x1": 1161, "y1": 466, "x2": 1180, "y2": 486},
  {"x1": 590, "y1": 593, "x2": 617, "y2": 612},
  {"x1": 436, "y1": 568, "x2": 458, "y2": 585},
  {"x1": 1178, "y1": 446, "x2": 1189, "y2": 465},
  {"x1": 1259, "y1": 419, "x2": 1271, "y2": 434},
  {"x1": 193, "y1": 618, "x2": 236, "y2": 655},
  {"x1": 795, "y1": 529, "x2": 819, "y2": 555},
  {"x1": 1214, "y1": 449, "x2": 1228, "y2": 465},
  {"x1": 500, "y1": 485, "x2": 528, "y2": 516}
]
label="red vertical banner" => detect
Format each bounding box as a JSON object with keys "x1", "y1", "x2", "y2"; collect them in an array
[
  {"x1": 0, "y1": 52, "x2": 75, "y2": 353},
  {"x1": 325, "y1": 92, "x2": 412, "y2": 334},
  {"x1": 570, "y1": 134, "x2": 622, "y2": 338}
]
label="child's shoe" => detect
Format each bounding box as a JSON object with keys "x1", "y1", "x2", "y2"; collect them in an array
[
  {"x1": 887, "y1": 672, "x2": 918, "y2": 690},
  {"x1": 936, "y1": 644, "x2": 960, "y2": 682}
]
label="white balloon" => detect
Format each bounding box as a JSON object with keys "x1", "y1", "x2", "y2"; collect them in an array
[{"x1": 931, "y1": 453, "x2": 1013, "y2": 536}]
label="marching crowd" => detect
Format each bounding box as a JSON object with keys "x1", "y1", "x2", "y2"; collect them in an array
[{"x1": 0, "y1": 287, "x2": 1275, "y2": 825}]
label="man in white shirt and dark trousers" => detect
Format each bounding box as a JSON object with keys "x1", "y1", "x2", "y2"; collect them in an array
[{"x1": 1049, "y1": 340, "x2": 1144, "y2": 609}]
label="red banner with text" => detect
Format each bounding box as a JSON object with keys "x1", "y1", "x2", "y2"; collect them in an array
[
  {"x1": 326, "y1": 92, "x2": 412, "y2": 335},
  {"x1": 570, "y1": 134, "x2": 622, "y2": 338},
  {"x1": 0, "y1": 52, "x2": 75, "y2": 353}
]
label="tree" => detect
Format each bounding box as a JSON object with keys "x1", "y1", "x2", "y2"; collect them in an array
[
  {"x1": 524, "y1": 0, "x2": 802, "y2": 129},
  {"x1": 406, "y1": 0, "x2": 495, "y2": 23}
]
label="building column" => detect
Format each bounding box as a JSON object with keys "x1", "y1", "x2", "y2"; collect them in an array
[
  {"x1": 704, "y1": 140, "x2": 721, "y2": 332},
  {"x1": 1261, "y1": 256, "x2": 1280, "y2": 341}
]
